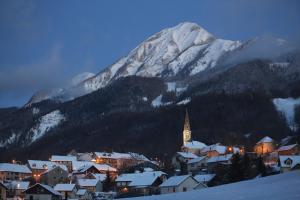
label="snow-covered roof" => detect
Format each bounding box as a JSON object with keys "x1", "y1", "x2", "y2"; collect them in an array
[
  {"x1": 94, "y1": 151, "x2": 149, "y2": 161},
  {"x1": 54, "y1": 183, "x2": 76, "y2": 192},
  {"x1": 4, "y1": 181, "x2": 30, "y2": 190},
  {"x1": 76, "y1": 189, "x2": 87, "y2": 196},
  {"x1": 51, "y1": 155, "x2": 77, "y2": 162},
  {"x1": 279, "y1": 155, "x2": 300, "y2": 168},
  {"x1": 74, "y1": 164, "x2": 98, "y2": 173},
  {"x1": 28, "y1": 160, "x2": 67, "y2": 171},
  {"x1": 77, "y1": 179, "x2": 99, "y2": 187},
  {"x1": 40, "y1": 165, "x2": 67, "y2": 175},
  {"x1": 160, "y1": 175, "x2": 194, "y2": 187},
  {"x1": 130, "y1": 152, "x2": 150, "y2": 162},
  {"x1": 194, "y1": 174, "x2": 216, "y2": 183},
  {"x1": 76, "y1": 152, "x2": 94, "y2": 162},
  {"x1": 184, "y1": 140, "x2": 207, "y2": 149},
  {"x1": 0, "y1": 163, "x2": 32, "y2": 174},
  {"x1": 129, "y1": 174, "x2": 161, "y2": 187},
  {"x1": 26, "y1": 183, "x2": 61, "y2": 196},
  {"x1": 94, "y1": 152, "x2": 132, "y2": 159},
  {"x1": 206, "y1": 154, "x2": 233, "y2": 163},
  {"x1": 116, "y1": 171, "x2": 166, "y2": 183},
  {"x1": 201, "y1": 144, "x2": 227, "y2": 154},
  {"x1": 188, "y1": 156, "x2": 207, "y2": 164},
  {"x1": 257, "y1": 136, "x2": 274, "y2": 144},
  {"x1": 93, "y1": 163, "x2": 117, "y2": 172},
  {"x1": 176, "y1": 152, "x2": 198, "y2": 159},
  {"x1": 72, "y1": 161, "x2": 93, "y2": 171},
  {"x1": 72, "y1": 161, "x2": 116, "y2": 172},
  {"x1": 277, "y1": 144, "x2": 298, "y2": 152}
]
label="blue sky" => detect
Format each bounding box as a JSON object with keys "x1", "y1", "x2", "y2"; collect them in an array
[{"x1": 0, "y1": 0, "x2": 299, "y2": 107}]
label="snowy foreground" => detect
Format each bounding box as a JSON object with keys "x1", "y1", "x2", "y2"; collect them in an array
[{"x1": 124, "y1": 171, "x2": 300, "y2": 200}]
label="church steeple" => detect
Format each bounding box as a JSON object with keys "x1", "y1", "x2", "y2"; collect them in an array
[{"x1": 183, "y1": 109, "x2": 192, "y2": 146}]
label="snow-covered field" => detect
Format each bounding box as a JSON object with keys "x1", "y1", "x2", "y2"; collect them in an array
[
  {"x1": 273, "y1": 97, "x2": 300, "y2": 131},
  {"x1": 124, "y1": 171, "x2": 300, "y2": 200}
]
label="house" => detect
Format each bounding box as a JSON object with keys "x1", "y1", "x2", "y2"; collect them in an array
[
  {"x1": 93, "y1": 152, "x2": 137, "y2": 170},
  {"x1": 201, "y1": 144, "x2": 239, "y2": 157},
  {"x1": 73, "y1": 165, "x2": 101, "y2": 175},
  {"x1": 24, "y1": 183, "x2": 62, "y2": 200},
  {"x1": 277, "y1": 144, "x2": 300, "y2": 156},
  {"x1": 181, "y1": 141, "x2": 207, "y2": 155},
  {"x1": 115, "y1": 171, "x2": 167, "y2": 196},
  {"x1": 187, "y1": 156, "x2": 207, "y2": 173},
  {"x1": 40, "y1": 166, "x2": 69, "y2": 186},
  {"x1": 279, "y1": 155, "x2": 300, "y2": 173},
  {"x1": 28, "y1": 160, "x2": 68, "y2": 175},
  {"x1": 116, "y1": 171, "x2": 166, "y2": 195},
  {"x1": 72, "y1": 161, "x2": 117, "y2": 179},
  {"x1": 54, "y1": 183, "x2": 77, "y2": 199},
  {"x1": 206, "y1": 154, "x2": 233, "y2": 172},
  {"x1": 0, "y1": 181, "x2": 7, "y2": 200},
  {"x1": 50, "y1": 155, "x2": 77, "y2": 172},
  {"x1": 254, "y1": 136, "x2": 276, "y2": 155},
  {"x1": 193, "y1": 173, "x2": 216, "y2": 186},
  {"x1": 4, "y1": 180, "x2": 30, "y2": 199},
  {"x1": 128, "y1": 174, "x2": 164, "y2": 196},
  {"x1": 77, "y1": 179, "x2": 102, "y2": 193},
  {"x1": 0, "y1": 163, "x2": 32, "y2": 181},
  {"x1": 76, "y1": 189, "x2": 90, "y2": 200},
  {"x1": 84, "y1": 173, "x2": 106, "y2": 182},
  {"x1": 159, "y1": 175, "x2": 199, "y2": 194},
  {"x1": 172, "y1": 152, "x2": 198, "y2": 170}
]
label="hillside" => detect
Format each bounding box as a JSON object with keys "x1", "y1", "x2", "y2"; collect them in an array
[{"x1": 123, "y1": 170, "x2": 300, "y2": 200}]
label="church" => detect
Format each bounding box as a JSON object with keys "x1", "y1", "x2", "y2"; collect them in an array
[{"x1": 181, "y1": 110, "x2": 207, "y2": 155}]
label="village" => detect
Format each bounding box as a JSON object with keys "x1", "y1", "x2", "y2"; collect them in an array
[{"x1": 0, "y1": 110, "x2": 300, "y2": 200}]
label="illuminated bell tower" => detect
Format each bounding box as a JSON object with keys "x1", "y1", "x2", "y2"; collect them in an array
[{"x1": 183, "y1": 109, "x2": 192, "y2": 146}]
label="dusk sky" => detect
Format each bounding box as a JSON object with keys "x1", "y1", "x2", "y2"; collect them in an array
[{"x1": 0, "y1": 0, "x2": 300, "y2": 108}]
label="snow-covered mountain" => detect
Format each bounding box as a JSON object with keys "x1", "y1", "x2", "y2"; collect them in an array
[
  {"x1": 81, "y1": 22, "x2": 241, "y2": 92},
  {"x1": 27, "y1": 22, "x2": 242, "y2": 105}
]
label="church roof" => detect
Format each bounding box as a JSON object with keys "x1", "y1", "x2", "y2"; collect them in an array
[{"x1": 184, "y1": 109, "x2": 191, "y2": 131}]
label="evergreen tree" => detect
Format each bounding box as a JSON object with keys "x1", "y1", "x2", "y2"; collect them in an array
[
  {"x1": 228, "y1": 153, "x2": 244, "y2": 182},
  {"x1": 179, "y1": 161, "x2": 188, "y2": 175},
  {"x1": 103, "y1": 170, "x2": 113, "y2": 191},
  {"x1": 256, "y1": 156, "x2": 266, "y2": 177},
  {"x1": 241, "y1": 153, "x2": 251, "y2": 179}
]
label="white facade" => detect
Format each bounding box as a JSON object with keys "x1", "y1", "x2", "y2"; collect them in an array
[{"x1": 160, "y1": 176, "x2": 199, "y2": 194}]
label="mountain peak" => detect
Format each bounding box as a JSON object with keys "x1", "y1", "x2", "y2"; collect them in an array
[{"x1": 28, "y1": 22, "x2": 240, "y2": 105}]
